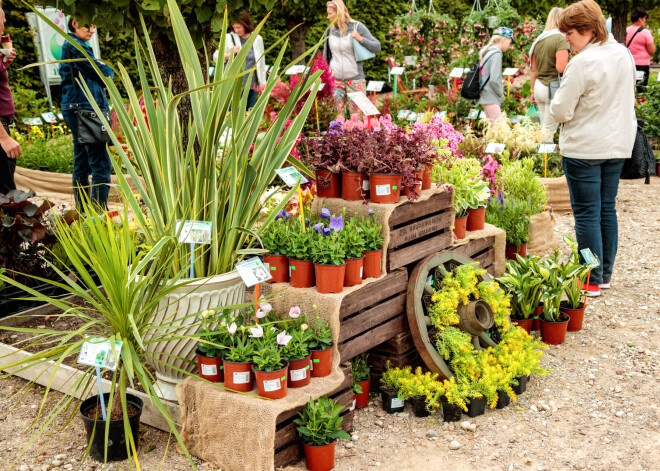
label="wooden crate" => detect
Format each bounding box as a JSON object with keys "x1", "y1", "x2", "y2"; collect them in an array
[
  {"x1": 274, "y1": 364, "x2": 354, "y2": 468},
  {"x1": 386, "y1": 191, "x2": 453, "y2": 272},
  {"x1": 337, "y1": 269, "x2": 409, "y2": 362},
  {"x1": 452, "y1": 235, "x2": 496, "y2": 275}
]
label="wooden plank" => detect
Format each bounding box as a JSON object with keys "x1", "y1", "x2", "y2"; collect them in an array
[
  {"x1": 338, "y1": 293, "x2": 406, "y2": 342},
  {"x1": 0, "y1": 294, "x2": 86, "y2": 328},
  {"x1": 339, "y1": 269, "x2": 408, "y2": 319},
  {"x1": 388, "y1": 212, "x2": 453, "y2": 248},
  {"x1": 339, "y1": 314, "x2": 407, "y2": 361},
  {"x1": 389, "y1": 192, "x2": 452, "y2": 226},
  {"x1": 474, "y1": 248, "x2": 495, "y2": 270},
  {"x1": 451, "y1": 235, "x2": 495, "y2": 258},
  {"x1": 368, "y1": 348, "x2": 422, "y2": 372},
  {"x1": 387, "y1": 231, "x2": 453, "y2": 271},
  {"x1": 370, "y1": 330, "x2": 415, "y2": 355}
]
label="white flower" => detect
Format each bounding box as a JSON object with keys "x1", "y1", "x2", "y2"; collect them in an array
[
  {"x1": 227, "y1": 322, "x2": 237, "y2": 335},
  {"x1": 259, "y1": 302, "x2": 273, "y2": 314},
  {"x1": 277, "y1": 330, "x2": 293, "y2": 346},
  {"x1": 256, "y1": 309, "x2": 266, "y2": 319},
  {"x1": 249, "y1": 324, "x2": 264, "y2": 338},
  {"x1": 300, "y1": 323, "x2": 309, "y2": 332}
]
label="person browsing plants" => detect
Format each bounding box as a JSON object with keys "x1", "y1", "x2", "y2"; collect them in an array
[
  {"x1": 626, "y1": 8, "x2": 656, "y2": 92},
  {"x1": 0, "y1": 5, "x2": 21, "y2": 195},
  {"x1": 478, "y1": 27, "x2": 516, "y2": 122}
]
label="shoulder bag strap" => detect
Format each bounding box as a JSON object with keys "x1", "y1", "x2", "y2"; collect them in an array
[{"x1": 626, "y1": 27, "x2": 644, "y2": 48}]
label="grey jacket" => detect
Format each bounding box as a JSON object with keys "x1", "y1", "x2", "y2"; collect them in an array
[
  {"x1": 478, "y1": 47, "x2": 504, "y2": 105},
  {"x1": 323, "y1": 21, "x2": 381, "y2": 81}
]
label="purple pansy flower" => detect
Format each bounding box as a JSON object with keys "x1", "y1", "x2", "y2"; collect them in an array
[
  {"x1": 329, "y1": 216, "x2": 344, "y2": 232},
  {"x1": 320, "y1": 208, "x2": 331, "y2": 220}
]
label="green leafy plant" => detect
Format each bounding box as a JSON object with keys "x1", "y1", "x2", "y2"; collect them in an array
[
  {"x1": 351, "y1": 353, "x2": 370, "y2": 383},
  {"x1": 16, "y1": 135, "x2": 74, "y2": 174},
  {"x1": 196, "y1": 311, "x2": 225, "y2": 358},
  {"x1": 280, "y1": 323, "x2": 311, "y2": 361},
  {"x1": 561, "y1": 236, "x2": 591, "y2": 309},
  {"x1": 357, "y1": 210, "x2": 384, "y2": 252},
  {"x1": 341, "y1": 213, "x2": 367, "y2": 260},
  {"x1": 498, "y1": 255, "x2": 544, "y2": 319},
  {"x1": 485, "y1": 195, "x2": 532, "y2": 249},
  {"x1": 286, "y1": 218, "x2": 314, "y2": 261},
  {"x1": 294, "y1": 396, "x2": 351, "y2": 447},
  {"x1": 307, "y1": 315, "x2": 333, "y2": 351},
  {"x1": 253, "y1": 344, "x2": 286, "y2": 372},
  {"x1": 433, "y1": 156, "x2": 490, "y2": 217},
  {"x1": 380, "y1": 362, "x2": 415, "y2": 392},
  {"x1": 311, "y1": 231, "x2": 346, "y2": 265},
  {"x1": 261, "y1": 218, "x2": 290, "y2": 256},
  {"x1": 497, "y1": 157, "x2": 548, "y2": 214},
  {"x1": 396, "y1": 367, "x2": 445, "y2": 411},
  {"x1": 225, "y1": 336, "x2": 255, "y2": 364}
]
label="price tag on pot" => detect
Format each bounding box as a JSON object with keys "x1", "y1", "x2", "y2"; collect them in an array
[
  {"x1": 201, "y1": 363, "x2": 218, "y2": 376},
  {"x1": 263, "y1": 378, "x2": 282, "y2": 392},
  {"x1": 362, "y1": 179, "x2": 370, "y2": 191},
  {"x1": 502, "y1": 68, "x2": 519, "y2": 76},
  {"x1": 391, "y1": 397, "x2": 405, "y2": 408},
  {"x1": 538, "y1": 143, "x2": 557, "y2": 154},
  {"x1": 275, "y1": 167, "x2": 308, "y2": 187},
  {"x1": 347, "y1": 91, "x2": 380, "y2": 116},
  {"x1": 233, "y1": 371, "x2": 251, "y2": 384},
  {"x1": 390, "y1": 66, "x2": 405, "y2": 75},
  {"x1": 375, "y1": 184, "x2": 391, "y2": 196},
  {"x1": 236, "y1": 257, "x2": 272, "y2": 287},
  {"x1": 580, "y1": 248, "x2": 600, "y2": 268},
  {"x1": 290, "y1": 367, "x2": 307, "y2": 382},
  {"x1": 449, "y1": 67, "x2": 466, "y2": 78},
  {"x1": 78, "y1": 338, "x2": 123, "y2": 371},
  {"x1": 485, "y1": 142, "x2": 506, "y2": 154},
  {"x1": 367, "y1": 80, "x2": 385, "y2": 92},
  {"x1": 176, "y1": 220, "x2": 213, "y2": 244}
]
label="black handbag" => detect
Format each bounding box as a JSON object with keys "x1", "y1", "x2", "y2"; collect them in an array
[
  {"x1": 621, "y1": 118, "x2": 656, "y2": 184},
  {"x1": 67, "y1": 59, "x2": 112, "y2": 145}
]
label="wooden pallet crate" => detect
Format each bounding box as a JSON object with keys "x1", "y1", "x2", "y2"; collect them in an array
[
  {"x1": 274, "y1": 364, "x2": 354, "y2": 468},
  {"x1": 452, "y1": 235, "x2": 497, "y2": 275},
  {"x1": 386, "y1": 191, "x2": 453, "y2": 272}
]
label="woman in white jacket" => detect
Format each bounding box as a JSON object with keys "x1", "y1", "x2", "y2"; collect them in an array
[
  {"x1": 550, "y1": 0, "x2": 636, "y2": 297},
  {"x1": 213, "y1": 11, "x2": 266, "y2": 110}
]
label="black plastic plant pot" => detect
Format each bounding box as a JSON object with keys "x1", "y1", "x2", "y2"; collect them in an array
[
  {"x1": 80, "y1": 393, "x2": 143, "y2": 462},
  {"x1": 512, "y1": 375, "x2": 528, "y2": 395},
  {"x1": 496, "y1": 390, "x2": 511, "y2": 409},
  {"x1": 411, "y1": 396, "x2": 432, "y2": 417},
  {"x1": 441, "y1": 401, "x2": 462, "y2": 422},
  {"x1": 466, "y1": 397, "x2": 486, "y2": 418},
  {"x1": 380, "y1": 388, "x2": 405, "y2": 414}
]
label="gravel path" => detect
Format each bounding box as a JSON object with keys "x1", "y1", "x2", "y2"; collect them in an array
[{"x1": 1, "y1": 178, "x2": 659, "y2": 471}]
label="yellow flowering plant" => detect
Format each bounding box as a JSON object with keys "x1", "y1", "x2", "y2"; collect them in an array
[
  {"x1": 380, "y1": 362, "x2": 415, "y2": 393},
  {"x1": 442, "y1": 377, "x2": 470, "y2": 412},
  {"x1": 396, "y1": 367, "x2": 445, "y2": 411}
]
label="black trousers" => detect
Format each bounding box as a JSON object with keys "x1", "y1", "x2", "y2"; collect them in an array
[
  {"x1": 0, "y1": 121, "x2": 15, "y2": 195},
  {"x1": 636, "y1": 65, "x2": 650, "y2": 93}
]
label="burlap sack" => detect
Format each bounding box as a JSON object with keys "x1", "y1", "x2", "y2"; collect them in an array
[
  {"x1": 540, "y1": 176, "x2": 572, "y2": 214},
  {"x1": 452, "y1": 223, "x2": 507, "y2": 276},
  {"x1": 527, "y1": 211, "x2": 558, "y2": 256}
]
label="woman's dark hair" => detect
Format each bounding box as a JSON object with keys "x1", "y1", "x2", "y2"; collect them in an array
[
  {"x1": 631, "y1": 8, "x2": 649, "y2": 23},
  {"x1": 233, "y1": 11, "x2": 254, "y2": 34},
  {"x1": 67, "y1": 17, "x2": 76, "y2": 33}
]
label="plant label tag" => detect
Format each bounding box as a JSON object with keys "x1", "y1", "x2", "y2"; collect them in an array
[
  {"x1": 236, "y1": 257, "x2": 272, "y2": 287},
  {"x1": 347, "y1": 92, "x2": 380, "y2": 116},
  {"x1": 502, "y1": 68, "x2": 519, "y2": 76},
  {"x1": 367, "y1": 80, "x2": 385, "y2": 92},
  {"x1": 449, "y1": 67, "x2": 465, "y2": 78},
  {"x1": 290, "y1": 367, "x2": 307, "y2": 382},
  {"x1": 78, "y1": 338, "x2": 123, "y2": 371},
  {"x1": 435, "y1": 110, "x2": 448, "y2": 119},
  {"x1": 391, "y1": 397, "x2": 405, "y2": 408},
  {"x1": 538, "y1": 143, "x2": 556, "y2": 154},
  {"x1": 350, "y1": 399, "x2": 356, "y2": 411},
  {"x1": 317, "y1": 82, "x2": 325, "y2": 91},
  {"x1": 201, "y1": 364, "x2": 217, "y2": 376},
  {"x1": 275, "y1": 167, "x2": 308, "y2": 187},
  {"x1": 485, "y1": 142, "x2": 506, "y2": 154},
  {"x1": 208, "y1": 66, "x2": 215, "y2": 76},
  {"x1": 289, "y1": 265, "x2": 292, "y2": 278},
  {"x1": 176, "y1": 220, "x2": 212, "y2": 244},
  {"x1": 390, "y1": 66, "x2": 405, "y2": 75},
  {"x1": 467, "y1": 108, "x2": 482, "y2": 120},
  {"x1": 265, "y1": 65, "x2": 271, "y2": 73},
  {"x1": 24, "y1": 117, "x2": 44, "y2": 126},
  {"x1": 233, "y1": 371, "x2": 250, "y2": 384},
  {"x1": 375, "y1": 184, "x2": 391, "y2": 196},
  {"x1": 263, "y1": 378, "x2": 281, "y2": 392},
  {"x1": 408, "y1": 112, "x2": 418, "y2": 122},
  {"x1": 41, "y1": 112, "x2": 57, "y2": 124},
  {"x1": 360, "y1": 266, "x2": 363, "y2": 278},
  {"x1": 510, "y1": 114, "x2": 524, "y2": 124},
  {"x1": 57, "y1": 113, "x2": 64, "y2": 120},
  {"x1": 362, "y1": 179, "x2": 370, "y2": 191},
  {"x1": 404, "y1": 55, "x2": 418, "y2": 65},
  {"x1": 397, "y1": 109, "x2": 411, "y2": 120},
  {"x1": 285, "y1": 64, "x2": 307, "y2": 75},
  {"x1": 636, "y1": 70, "x2": 645, "y2": 81},
  {"x1": 580, "y1": 248, "x2": 600, "y2": 268}
]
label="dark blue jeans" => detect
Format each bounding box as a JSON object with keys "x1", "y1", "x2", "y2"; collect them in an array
[
  {"x1": 246, "y1": 89, "x2": 257, "y2": 110},
  {"x1": 63, "y1": 110, "x2": 111, "y2": 210},
  {"x1": 562, "y1": 157, "x2": 625, "y2": 285}
]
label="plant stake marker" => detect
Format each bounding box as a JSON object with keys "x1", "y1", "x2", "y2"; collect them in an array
[
  {"x1": 538, "y1": 143, "x2": 556, "y2": 178},
  {"x1": 77, "y1": 338, "x2": 124, "y2": 422},
  {"x1": 580, "y1": 248, "x2": 600, "y2": 309},
  {"x1": 367, "y1": 81, "x2": 384, "y2": 106},
  {"x1": 176, "y1": 221, "x2": 213, "y2": 279},
  {"x1": 348, "y1": 91, "x2": 380, "y2": 131},
  {"x1": 449, "y1": 68, "x2": 465, "y2": 100},
  {"x1": 390, "y1": 67, "x2": 405, "y2": 100},
  {"x1": 314, "y1": 82, "x2": 326, "y2": 133},
  {"x1": 274, "y1": 168, "x2": 309, "y2": 232},
  {"x1": 503, "y1": 68, "x2": 518, "y2": 98},
  {"x1": 236, "y1": 257, "x2": 273, "y2": 322}
]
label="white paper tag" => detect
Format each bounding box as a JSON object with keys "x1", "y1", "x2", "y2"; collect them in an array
[
  {"x1": 367, "y1": 81, "x2": 385, "y2": 92},
  {"x1": 362, "y1": 179, "x2": 370, "y2": 191},
  {"x1": 397, "y1": 110, "x2": 411, "y2": 120},
  {"x1": 360, "y1": 266, "x2": 363, "y2": 277},
  {"x1": 350, "y1": 399, "x2": 357, "y2": 411},
  {"x1": 435, "y1": 110, "x2": 448, "y2": 119},
  {"x1": 404, "y1": 55, "x2": 418, "y2": 65},
  {"x1": 233, "y1": 371, "x2": 250, "y2": 384},
  {"x1": 275, "y1": 167, "x2": 308, "y2": 187},
  {"x1": 390, "y1": 66, "x2": 405, "y2": 75},
  {"x1": 485, "y1": 142, "x2": 506, "y2": 154},
  {"x1": 263, "y1": 378, "x2": 281, "y2": 392},
  {"x1": 538, "y1": 143, "x2": 557, "y2": 154},
  {"x1": 391, "y1": 397, "x2": 405, "y2": 408},
  {"x1": 502, "y1": 68, "x2": 519, "y2": 76},
  {"x1": 201, "y1": 363, "x2": 217, "y2": 376},
  {"x1": 176, "y1": 220, "x2": 213, "y2": 244},
  {"x1": 235, "y1": 256, "x2": 273, "y2": 287},
  {"x1": 449, "y1": 67, "x2": 466, "y2": 78},
  {"x1": 375, "y1": 184, "x2": 391, "y2": 196},
  {"x1": 290, "y1": 367, "x2": 307, "y2": 382},
  {"x1": 347, "y1": 91, "x2": 380, "y2": 116}
]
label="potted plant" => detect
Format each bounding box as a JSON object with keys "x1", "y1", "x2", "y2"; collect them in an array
[
  {"x1": 379, "y1": 363, "x2": 413, "y2": 414},
  {"x1": 308, "y1": 314, "x2": 334, "y2": 378},
  {"x1": 294, "y1": 396, "x2": 351, "y2": 471},
  {"x1": 359, "y1": 209, "x2": 384, "y2": 279},
  {"x1": 287, "y1": 218, "x2": 315, "y2": 288},
  {"x1": 311, "y1": 215, "x2": 347, "y2": 293},
  {"x1": 339, "y1": 127, "x2": 370, "y2": 201},
  {"x1": 281, "y1": 310, "x2": 313, "y2": 388},
  {"x1": 366, "y1": 127, "x2": 418, "y2": 204},
  {"x1": 399, "y1": 127, "x2": 434, "y2": 198},
  {"x1": 341, "y1": 212, "x2": 367, "y2": 286},
  {"x1": 262, "y1": 215, "x2": 291, "y2": 283},
  {"x1": 252, "y1": 337, "x2": 289, "y2": 399},
  {"x1": 301, "y1": 126, "x2": 343, "y2": 198},
  {"x1": 536, "y1": 251, "x2": 575, "y2": 345},
  {"x1": 441, "y1": 377, "x2": 468, "y2": 421},
  {"x1": 351, "y1": 353, "x2": 371, "y2": 408},
  {"x1": 196, "y1": 313, "x2": 226, "y2": 383},
  {"x1": 486, "y1": 195, "x2": 532, "y2": 259},
  {"x1": 396, "y1": 367, "x2": 445, "y2": 417},
  {"x1": 559, "y1": 236, "x2": 590, "y2": 332},
  {"x1": 497, "y1": 255, "x2": 544, "y2": 333}
]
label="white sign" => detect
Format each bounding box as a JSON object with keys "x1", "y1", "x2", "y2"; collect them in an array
[
  {"x1": 41, "y1": 112, "x2": 57, "y2": 124},
  {"x1": 467, "y1": 109, "x2": 483, "y2": 120},
  {"x1": 485, "y1": 142, "x2": 506, "y2": 154},
  {"x1": 285, "y1": 65, "x2": 307, "y2": 75},
  {"x1": 236, "y1": 256, "x2": 272, "y2": 287},
  {"x1": 275, "y1": 167, "x2": 308, "y2": 187},
  {"x1": 367, "y1": 81, "x2": 385, "y2": 92},
  {"x1": 502, "y1": 68, "x2": 519, "y2": 76},
  {"x1": 404, "y1": 55, "x2": 418, "y2": 65},
  {"x1": 57, "y1": 112, "x2": 63, "y2": 120},
  {"x1": 176, "y1": 220, "x2": 213, "y2": 244},
  {"x1": 538, "y1": 143, "x2": 557, "y2": 154},
  {"x1": 390, "y1": 67, "x2": 405, "y2": 75},
  {"x1": 397, "y1": 110, "x2": 411, "y2": 120},
  {"x1": 23, "y1": 117, "x2": 44, "y2": 126},
  {"x1": 449, "y1": 67, "x2": 467, "y2": 78},
  {"x1": 78, "y1": 338, "x2": 123, "y2": 371},
  {"x1": 347, "y1": 92, "x2": 380, "y2": 116}
]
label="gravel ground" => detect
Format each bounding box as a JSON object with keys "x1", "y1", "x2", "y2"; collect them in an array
[{"x1": 1, "y1": 178, "x2": 659, "y2": 471}]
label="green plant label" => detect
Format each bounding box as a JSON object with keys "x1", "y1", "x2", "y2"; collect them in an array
[
  {"x1": 275, "y1": 167, "x2": 308, "y2": 187},
  {"x1": 176, "y1": 220, "x2": 212, "y2": 244},
  {"x1": 77, "y1": 338, "x2": 123, "y2": 371},
  {"x1": 236, "y1": 257, "x2": 273, "y2": 287},
  {"x1": 580, "y1": 249, "x2": 600, "y2": 268}
]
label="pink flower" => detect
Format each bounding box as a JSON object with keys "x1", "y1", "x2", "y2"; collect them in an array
[
  {"x1": 289, "y1": 306, "x2": 301, "y2": 318},
  {"x1": 259, "y1": 302, "x2": 273, "y2": 314},
  {"x1": 256, "y1": 309, "x2": 267, "y2": 319},
  {"x1": 249, "y1": 324, "x2": 264, "y2": 338},
  {"x1": 277, "y1": 330, "x2": 293, "y2": 346}
]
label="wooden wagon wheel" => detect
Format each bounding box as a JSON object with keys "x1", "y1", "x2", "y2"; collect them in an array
[{"x1": 407, "y1": 251, "x2": 497, "y2": 380}]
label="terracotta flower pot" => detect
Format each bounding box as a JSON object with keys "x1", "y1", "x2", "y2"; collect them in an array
[
  {"x1": 341, "y1": 171, "x2": 367, "y2": 201},
  {"x1": 344, "y1": 257, "x2": 364, "y2": 286},
  {"x1": 511, "y1": 317, "x2": 533, "y2": 334},
  {"x1": 289, "y1": 258, "x2": 315, "y2": 288},
  {"x1": 263, "y1": 254, "x2": 288, "y2": 283},
  {"x1": 196, "y1": 349, "x2": 223, "y2": 383},
  {"x1": 288, "y1": 355, "x2": 312, "y2": 388},
  {"x1": 310, "y1": 347, "x2": 333, "y2": 378},
  {"x1": 560, "y1": 301, "x2": 586, "y2": 332},
  {"x1": 402, "y1": 171, "x2": 424, "y2": 198},
  {"x1": 223, "y1": 359, "x2": 254, "y2": 392},
  {"x1": 505, "y1": 243, "x2": 528, "y2": 260},
  {"x1": 422, "y1": 163, "x2": 433, "y2": 190},
  {"x1": 254, "y1": 362, "x2": 288, "y2": 399},
  {"x1": 362, "y1": 250, "x2": 382, "y2": 279},
  {"x1": 453, "y1": 215, "x2": 468, "y2": 239},
  {"x1": 315, "y1": 169, "x2": 341, "y2": 198},
  {"x1": 532, "y1": 305, "x2": 544, "y2": 331},
  {"x1": 466, "y1": 207, "x2": 485, "y2": 231},
  {"x1": 369, "y1": 173, "x2": 402, "y2": 204},
  {"x1": 540, "y1": 313, "x2": 570, "y2": 345},
  {"x1": 355, "y1": 379, "x2": 370, "y2": 408},
  {"x1": 303, "y1": 442, "x2": 336, "y2": 471},
  {"x1": 314, "y1": 263, "x2": 346, "y2": 294}
]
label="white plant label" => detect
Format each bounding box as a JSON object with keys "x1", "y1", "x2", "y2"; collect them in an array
[
  {"x1": 201, "y1": 364, "x2": 217, "y2": 376},
  {"x1": 367, "y1": 81, "x2": 385, "y2": 92},
  {"x1": 350, "y1": 399, "x2": 356, "y2": 411},
  {"x1": 502, "y1": 68, "x2": 519, "y2": 76},
  {"x1": 41, "y1": 112, "x2": 57, "y2": 124},
  {"x1": 467, "y1": 108, "x2": 482, "y2": 120},
  {"x1": 404, "y1": 55, "x2": 418, "y2": 65},
  {"x1": 275, "y1": 167, "x2": 308, "y2": 187},
  {"x1": 485, "y1": 142, "x2": 506, "y2": 154},
  {"x1": 24, "y1": 117, "x2": 44, "y2": 126},
  {"x1": 390, "y1": 66, "x2": 405, "y2": 75},
  {"x1": 538, "y1": 143, "x2": 557, "y2": 154},
  {"x1": 290, "y1": 368, "x2": 307, "y2": 382},
  {"x1": 449, "y1": 67, "x2": 466, "y2": 78},
  {"x1": 360, "y1": 266, "x2": 363, "y2": 278},
  {"x1": 636, "y1": 70, "x2": 645, "y2": 81},
  {"x1": 263, "y1": 378, "x2": 282, "y2": 392},
  {"x1": 436, "y1": 110, "x2": 448, "y2": 119},
  {"x1": 391, "y1": 397, "x2": 405, "y2": 408},
  {"x1": 236, "y1": 256, "x2": 273, "y2": 287},
  {"x1": 318, "y1": 82, "x2": 326, "y2": 91},
  {"x1": 375, "y1": 184, "x2": 391, "y2": 196},
  {"x1": 57, "y1": 113, "x2": 64, "y2": 120},
  {"x1": 510, "y1": 114, "x2": 523, "y2": 124},
  {"x1": 580, "y1": 248, "x2": 600, "y2": 268},
  {"x1": 208, "y1": 66, "x2": 215, "y2": 76},
  {"x1": 397, "y1": 110, "x2": 411, "y2": 120},
  {"x1": 176, "y1": 220, "x2": 213, "y2": 244},
  {"x1": 347, "y1": 92, "x2": 380, "y2": 116},
  {"x1": 362, "y1": 179, "x2": 370, "y2": 191},
  {"x1": 285, "y1": 64, "x2": 307, "y2": 75},
  {"x1": 289, "y1": 265, "x2": 292, "y2": 278},
  {"x1": 233, "y1": 371, "x2": 250, "y2": 384},
  {"x1": 407, "y1": 112, "x2": 418, "y2": 122},
  {"x1": 78, "y1": 338, "x2": 123, "y2": 371}
]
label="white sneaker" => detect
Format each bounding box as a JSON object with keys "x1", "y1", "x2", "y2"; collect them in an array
[{"x1": 599, "y1": 282, "x2": 611, "y2": 289}]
